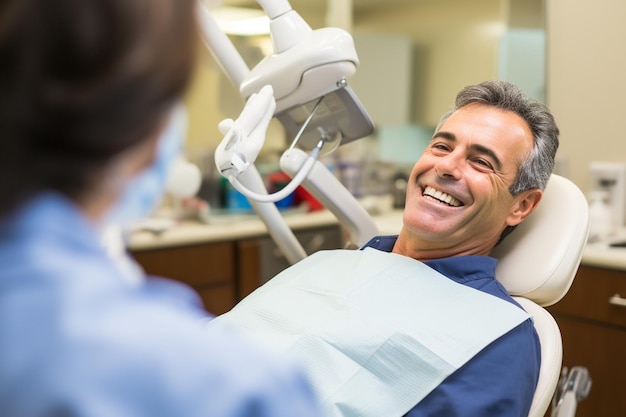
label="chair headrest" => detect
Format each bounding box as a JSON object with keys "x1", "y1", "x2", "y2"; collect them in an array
[{"x1": 491, "y1": 174, "x2": 589, "y2": 307}]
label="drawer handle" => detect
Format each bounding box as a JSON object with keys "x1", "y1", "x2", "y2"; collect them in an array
[{"x1": 609, "y1": 294, "x2": 626, "y2": 307}]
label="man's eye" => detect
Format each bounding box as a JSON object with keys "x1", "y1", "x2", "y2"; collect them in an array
[
  {"x1": 473, "y1": 158, "x2": 494, "y2": 169},
  {"x1": 431, "y1": 143, "x2": 450, "y2": 151}
]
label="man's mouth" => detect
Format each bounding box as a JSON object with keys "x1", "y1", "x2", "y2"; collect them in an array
[{"x1": 423, "y1": 186, "x2": 463, "y2": 207}]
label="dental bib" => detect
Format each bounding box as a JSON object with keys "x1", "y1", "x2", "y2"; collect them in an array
[{"x1": 208, "y1": 248, "x2": 529, "y2": 417}]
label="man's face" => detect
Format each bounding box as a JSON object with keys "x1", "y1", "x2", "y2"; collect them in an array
[{"x1": 399, "y1": 102, "x2": 536, "y2": 258}]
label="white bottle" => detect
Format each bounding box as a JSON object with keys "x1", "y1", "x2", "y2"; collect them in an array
[{"x1": 588, "y1": 190, "x2": 612, "y2": 242}]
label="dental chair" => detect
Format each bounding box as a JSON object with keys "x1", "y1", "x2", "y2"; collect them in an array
[{"x1": 491, "y1": 174, "x2": 590, "y2": 417}]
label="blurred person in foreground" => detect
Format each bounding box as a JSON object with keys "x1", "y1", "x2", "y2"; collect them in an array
[{"x1": 0, "y1": 1, "x2": 321, "y2": 416}]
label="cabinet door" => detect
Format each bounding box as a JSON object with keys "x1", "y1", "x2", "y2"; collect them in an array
[
  {"x1": 236, "y1": 238, "x2": 261, "y2": 301},
  {"x1": 549, "y1": 266, "x2": 626, "y2": 327},
  {"x1": 546, "y1": 265, "x2": 626, "y2": 416},
  {"x1": 552, "y1": 316, "x2": 626, "y2": 417},
  {"x1": 132, "y1": 242, "x2": 236, "y2": 315}
]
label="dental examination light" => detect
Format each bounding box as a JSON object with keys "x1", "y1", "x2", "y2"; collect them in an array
[
  {"x1": 237, "y1": 0, "x2": 374, "y2": 155},
  {"x1": 199, "y1": 0, "x2": 379, "y2": 261}
]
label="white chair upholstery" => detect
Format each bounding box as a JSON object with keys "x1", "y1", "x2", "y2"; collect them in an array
[{"x1": 490, "y1": 174, "x2": 589, "y2": 417}]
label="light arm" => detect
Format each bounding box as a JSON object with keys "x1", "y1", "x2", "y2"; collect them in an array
[
  {"x1": 197, "y1": 2, "x2": 250, "y2": 87},
  {"x1": 255, "y1": 0, "x2": 291, "y2": 18},
  {"x1": 256, "y1": 0, "x2": 312, "y2": 53},
  {"x1": 237, "y1": 167, "x2": 307, "y2": 265}
]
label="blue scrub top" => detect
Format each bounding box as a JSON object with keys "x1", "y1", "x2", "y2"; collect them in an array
[
  {"x1": 364, "y1": 236, "x2": 541, "y2": 417},
  {"x1": 0, "y1": 193, "x2": 321, "y2": 417}
]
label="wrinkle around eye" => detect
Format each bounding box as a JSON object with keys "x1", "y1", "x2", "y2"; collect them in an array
[
  {"x1": 475, "y1": 158, "x2": 493, "y2": 168},
  {"x1": 469, "y1": 158, "x2": 496, "y2": 173}
]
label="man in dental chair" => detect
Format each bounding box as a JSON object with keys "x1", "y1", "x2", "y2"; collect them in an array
[{"x1": 210, "y1": 80, "x2": 559, "y2": 417}]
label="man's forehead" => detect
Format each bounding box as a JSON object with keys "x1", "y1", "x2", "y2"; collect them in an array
[
  {"x1": 437, "y1": 104, "x2": 533, "y2": 165},
  {"x1": 442, "y1": 104, "x2": 532, "y2": 139}
]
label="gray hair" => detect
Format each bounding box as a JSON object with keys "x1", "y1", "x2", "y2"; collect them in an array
[{"x1": 435, "y1": 80, "x2": 559, "y2": 196}]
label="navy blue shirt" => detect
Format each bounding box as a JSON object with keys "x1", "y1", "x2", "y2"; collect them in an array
[{"x1": 364, "y1": 236, "x2": 541, "y2": 417}]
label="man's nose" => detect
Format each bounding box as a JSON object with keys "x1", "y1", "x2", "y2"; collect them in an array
[{"x1": 435, "y1": 152, "x2": 463, "y2": 179}]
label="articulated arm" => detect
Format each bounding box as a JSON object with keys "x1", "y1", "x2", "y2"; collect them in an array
[{"x1": 199, "y1": 0, "x2": 377, "y2": 263}]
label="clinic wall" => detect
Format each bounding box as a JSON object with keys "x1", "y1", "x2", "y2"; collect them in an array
[
  {"x1": 353, "y1": 0, "x2": 502, "y2": 127},
  {"x1": 184, "y1": 44, "x2": 224, "y2": 153},
  {"x1": 546, "y1": 0, "x2": 626, "y2": 193}
]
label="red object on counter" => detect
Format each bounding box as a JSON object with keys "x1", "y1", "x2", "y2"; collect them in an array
[
  {"x1": 294, "y1": 185, "x2": 324, "y2": 211},
  {"x1": 266, "y1": 171, "x2": 324, "y2": 212}
]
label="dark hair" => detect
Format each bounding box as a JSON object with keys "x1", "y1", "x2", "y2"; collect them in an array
[
  {"x1": 0, "y1": 0, "x2": 198, "y2": 216},
  {"x1": 436, "y1": 80, "x2": 560, "y2": 196}
]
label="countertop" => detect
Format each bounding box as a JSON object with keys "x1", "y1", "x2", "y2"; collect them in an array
[
  {"x1": 581, "y1": 241, "x2": 626, "y2": 271},
  {"x1": 129, "y1": 209, "x2": 405, "y2": 251},
  {"x1": 129, "y1": 209, "x2": 626, "y2": 272}
]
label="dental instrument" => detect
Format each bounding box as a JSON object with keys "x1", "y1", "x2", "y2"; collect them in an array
[{"x1": 199, "y1": 0, "x2": 379, "y2": 259}]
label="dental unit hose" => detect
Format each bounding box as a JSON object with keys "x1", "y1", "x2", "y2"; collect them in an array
[
  {"x1": 216, "y1": 86, "x2": 329, "y2": 204},
  {"x1": 226, "y1": 139, "x2": 323, "y2": 203}
]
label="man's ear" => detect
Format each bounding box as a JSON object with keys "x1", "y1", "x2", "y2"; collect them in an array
[{"x1": 506, "y1": 189, "x2": 542, "y2": 227}]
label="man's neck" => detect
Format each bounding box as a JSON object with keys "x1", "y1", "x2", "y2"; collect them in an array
[{"x1": 391, "y1": 229, "x2": 494, "y2": 261}]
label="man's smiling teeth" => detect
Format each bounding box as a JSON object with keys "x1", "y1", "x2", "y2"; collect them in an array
[{"x1": 423, "y1": 186, "x2": 462, "y2": 207}]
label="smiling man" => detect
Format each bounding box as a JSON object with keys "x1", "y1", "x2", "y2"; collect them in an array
[
  {"x1": 363, "y1": 80, "x2": 560, "y2": 416},
  {"x1": 210, "y1": 80, "x2": 560, "y2": 417},
  {"x1": 395, "y1": 100, "x2": 542, "y2": 260}
]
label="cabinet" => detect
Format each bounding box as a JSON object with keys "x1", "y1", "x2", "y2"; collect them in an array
[
  {"x1": 546, "y1": 265, "x2": 626, "y2": 417},
  {"x1": 132, "y1": 241, "x2": 238, "y2": 315},
  {"x1": 130, "y1": 225, "x2": 344, "y2": 315}
]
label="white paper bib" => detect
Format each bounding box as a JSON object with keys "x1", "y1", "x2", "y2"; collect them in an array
[{"x1": 208, "y1": 248, "x2": 529, "y2": 417}]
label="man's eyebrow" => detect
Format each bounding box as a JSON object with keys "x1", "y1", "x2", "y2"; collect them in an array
[
  {"x1": 432, "y1": 131, "x2": 456, "y2": 142},
  {"x1": 471, "y1": 143, "x2": 502, "y2": 170},
  {"x1": 432, "y1": 130, "x2": 503, "y2": 170}
]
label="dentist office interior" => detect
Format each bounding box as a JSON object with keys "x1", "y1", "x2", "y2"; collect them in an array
[{"x1": 128, "y1": 0, "x2": 626, "y2": 416}]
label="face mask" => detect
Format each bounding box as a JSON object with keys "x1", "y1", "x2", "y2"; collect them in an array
[
  {"x1": 105, "y1": 104, "x2": 188, "y2": 230},
  {"x1": 98, "y1": 105, "x2": 188, "y2": 283}
]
